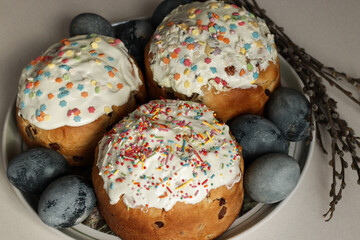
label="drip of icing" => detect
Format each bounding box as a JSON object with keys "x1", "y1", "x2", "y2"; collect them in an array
[
  {"x1": 97, "y1": 99, "x2": 241, "y2": 211},
  {"x1": 17, "y1": 34, "x2": 142, "y2": 130},
  {"x1": 149, "y1": 0, "x2": 278, "y2": 97}
]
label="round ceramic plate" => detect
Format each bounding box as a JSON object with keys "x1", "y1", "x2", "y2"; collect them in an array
[{"x1": 2, "y1": 53, "x2": 315, "y2": 239}]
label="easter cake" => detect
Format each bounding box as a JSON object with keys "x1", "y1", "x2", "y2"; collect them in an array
[
  {"x1": 16, "y1": 34, "x2": 147, "y2": 166},
  {"x1": 92, "y1": 99, "x2": 244, "y2": 239},
  {"x1": 145, "y1": 0, "x2": 280, "y2": 122}
]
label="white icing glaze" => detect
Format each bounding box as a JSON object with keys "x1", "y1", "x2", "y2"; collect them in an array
[
  {"x1": 149, "y1": 0, "x2": 278, "y2": 97},
  {"x1": 96, "y1": 99, "x2": 241, "y2": 211},
  {"x1": 16, "y1": 34, "x2": 142, "y2": 130}
]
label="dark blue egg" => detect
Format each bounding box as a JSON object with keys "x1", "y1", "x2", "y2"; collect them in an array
[
  {"x1": 115, "y1": 19, "x2": 154, "y2": 67},
  {"x1": 38, "y1": 175, "x2": 96, "y2": 228},
  {"x1": 265, "y1": 87, "x2": 310, "y2": 141},
  {"x1": 229, "y1": 114, "x2": 289, "y2": 165},
  {"x1": 69, "y1": 13, "x2": 115, "y2": 37},
  {"x1": 7, "y1": 148, "x2": 69, "y2": 194},
  {"x1": 151, "y1": 0, "x2": 194, "y2": 27},
  {"x1": 244, "y1": 153, "x2": 300, "y2": 203}
]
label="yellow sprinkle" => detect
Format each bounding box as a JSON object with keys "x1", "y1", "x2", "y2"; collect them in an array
[
  {"x1": 206, "y1": 131, "x2": 213, "y2": 143},
  {"x1": 209, "y1": 2, "x2": 218, "y2": 9},
  {"x1": 240, "y1": 48, "x2": 246, "y2": 55},
  {"x1": 104, "y1": 106, "x2": 111, "y2": 114},
  {"x1": 202, "y1": 121, "x2": 220, "y2": 133},
  {"x1": 249, "y1": 21, "x2": 259, "y2": 28},
  {"x1": 184, "y1": 69, "x2": 190, "y2": 75},
  {"x1": 189, "y1": 14, "x2": 196, "y2": 19},
  {"x1": 91, "y1": 42, "x2": 99, "y2": 49},
  {"x1": 197, "y1": 76, "x2": 204, "y2": 83},
  {"x1": 192, "y1": 29, "x2": 200, "y2": 35},
  {"x1": 156, "y1": 40, "x2": 162, "y2": 45},
  {"x1": 47, "y1": 63, "x2": 55, "y2": 69},
  {"x1": 223, "y1": 15, "x2": 231, "y2": 21},
  {"x1": 255, "y1": 40, "x2": 264, "y2": 48},
  {"x1": 90, "y1": 80, "x2": 97, "y2": 86},
  {"x1": 65, "y1": 50, "x2": 73, "y2": 56},
  {"x1": 251, "y1": 80, "x2": 256, "y2": 84},
  {"x1": 95, "y1": 59, "x2": 102, "y2": 65},
  {"x1": 176, "y1": 178, "x2": 193, "y2": 190},
  {"x1": 177, "y1": 23, "x2": 188, "y2": 30},
  {"x1": 159, "y1": 25, "x2": 164, "y2": 30},
  {"x1": 184, "y1": 80, "x2": 190, "y2": 88},
  {"x1": 44, "y1": 115, "x2": 50, "y2": 121},
  {"x1": 198, "y1": 41, "x2": 205, "y2": 45},
  {"x1": 95, "y1": 37, "x2": 102, "y2": 42},
  {"x1": 107, "y1": 83, "x2": 114, "y2": 89},
  {"x1": 187, "y1": 7, "x2": 197, "y2": 14},
  {"x1": 224, "y1": 4, "x2": 231, "y2": 8}
]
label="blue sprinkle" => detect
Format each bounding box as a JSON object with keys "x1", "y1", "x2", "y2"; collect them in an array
[
  {"x1": 26, "y1": 65, "x2": 32, "y2": 71},
  {"x1": 211, "y1": 174, "x2": 215, "y2": 179},
  {"x1": 90, "y1": 52, "x2": 98, "y2": 56},
  {"x1": 71, "y1": 42, "x2": 79, "y2": 46},
  {"x1": 110, "y1": 183, "x2": 113, "y2": 189},
  {"x1": 108, "y1": 57, "x2": 114, "y2": 62},
  {"x1": 40, "y1": 104, "x2": 47, "y2": 111},
  {"x1": 104, "y1": 65, "x2": 113, "y2": 72},
  {"x1": 59, "y1": 87, "x2": 66, "y2": 92},
  {"x1": 57, "y1": 90, "x2": 69, "y2": 99},
  {"x1": 36, "y1": 90, "x2": 43, "y2": 97},
  {"x1": 34, "y1": 75, "x2": 42, "y2": 81},
  {"x1": 252, "y1": 32, "x2": 259, "y2": 39},
  {"x1": 59, "y1": 100, "x2": 67, "y2": 107},
  {"x1": 244, "y1": 43, "x2": 251, "y2": 50},
  {"x1": 214, "y1": 25, "x2": 220, "y2": 31},
  {"x1": 180, "y1": 57, "x2": 185, "y2": 65},
  {"x1": 44, "y1": 71, "x2": 51, "y2": 77},
  {"x1": 219, "y1": 26, "x2": 226, "y2": 32},
  {"x1": 185, "y1": 37, "x2": 194, "y2": 43},
  {"x1": 191, "y1": 65, "x2": 198, "y2": 71},
  {"x1": 24, "y1": 89, "x2": 30, "y2": 94},
  {"x1": 77, "y1": 84, "x2": 84, "y2": 91},
  {"x1": 229, "y1": 24, "x2": 237, "y2": 30},
  {"x1": 253, "y1": 72, "x2": 259, "y2": 79},
  {"x1": 20, "y1": 102, "x2": 25, "y2": 109},
  {"x1": 208, "y1": 12, "x2": 212, "y2": 19},
  {"x1": 59, "y1": 65, "x2": 71, "y2": 71},
  {"x1": 74, "y1": 116, "x2": 81, "y2": 122},
  {"x1": 210, "y1": 67, "x2": 217, "y2": 73},
  {"x1": 35, "y1": 109, "x2": 41, "y2": 116},
  {"x1": 267, "y1": 45, "x2": 272, "y2": 53}
]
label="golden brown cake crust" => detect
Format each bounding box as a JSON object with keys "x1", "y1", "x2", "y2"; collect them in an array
[
  {"x1": 144, "y1": 42, "x2": 281, "y2": 123},
  {"x1": 92, "y1": 145, "x2": 244, "y2": 240}
]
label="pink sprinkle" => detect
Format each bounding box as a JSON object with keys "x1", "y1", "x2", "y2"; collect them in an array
[
  {"x1": 58, "y1": 51, "x2": 65, "y2": 57},
  {"x1": 114, "y1": 39, "x2": 121, "y2": 44},
  {"x1": 230, "y1": 30, "x2": 235, "y2": 34},
  {"x1": 195, "y1": 190, "x2": 199, "y2": 196},
  {"x1": 214, "y1": 77, "x2": 221, "y2": 84},
  {"x1": 204, "y1": 57, "x2": 211, "y2": 64},
  {"x1": 62, "y1": 58, "x2": 69, "y2": 63},
  {"x1": 88, "y1": 106, "x2": 95, "y2": 113},
  {"x1": 202, "y1": 25, "x2": 209, "y2": 31},
  {"x1": 210, "y1": 17, "x2": 215, "y2": 22},
  {"x1": 26, "y1": 82, "x2": 32, "y2": 89},
  {"x1": 67, "y1": 110, "x2": 72, "y2": 117},
  {"x1": 155, "y1": 34, "x2": 161, "y2": 40},
  {"x1": 221, "y1": 79, "x2": 228, "y2": 86},
  {"x1": 238, "y1": 21, "x2": 245, "y2": 26},
  {"x1": 195, "y1": 9, "x2": 202, "y2": 14},
  {"x1": 182, "y1": 42, "x2": 187, "y2": 46},
  {"x1": 184, "y1": 59, "x2": 191, "y2": 66}
]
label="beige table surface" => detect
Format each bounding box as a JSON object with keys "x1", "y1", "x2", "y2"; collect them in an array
[{"x1": 1, "y1": 0, "x2": 359, "y2": 239}]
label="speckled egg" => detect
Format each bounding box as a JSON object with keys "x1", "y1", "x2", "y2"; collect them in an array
[
  {"x1": 69, "y1": 13, "x2": 115, "y2": 37},
  {"x1": 7, "y1": 148, "x2": 68, "y2": 194},
  {"x1": 265, "y1": 87, "x2": 310, "y2": 141},
  {"x1": 244, "y1": 153, "x2": 300, "y2": 203},
  {"x1": 38, "y1": 175, "x2": 96, "y2": 228},
  {"x1": 229, "y1": 114, "x2": 289, "y2": 164}
]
